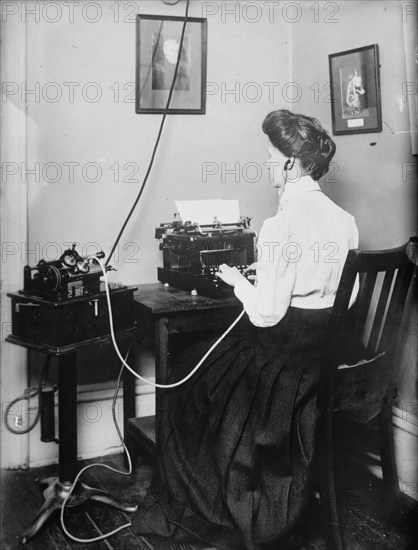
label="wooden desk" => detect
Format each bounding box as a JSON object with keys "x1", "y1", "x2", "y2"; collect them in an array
[{"x1": 129, "y1": 283, "x2": 242, "y2": 455}]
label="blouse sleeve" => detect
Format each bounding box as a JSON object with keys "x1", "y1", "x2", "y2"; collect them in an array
[{"x1": 233, "y1": 213, "x2": 296, "y2": 327}]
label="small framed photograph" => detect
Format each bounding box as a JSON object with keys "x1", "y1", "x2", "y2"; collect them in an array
[
  {"x1": 328, "y1": 44, "x2": 382, "y2": 135},
  {"x1": 136, "y1": 14, "x2": 207, "y2": 114}
]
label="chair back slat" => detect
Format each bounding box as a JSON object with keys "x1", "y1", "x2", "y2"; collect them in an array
[
  {"x1": 332, "y1": 250, "x2": 360, "y2": 318},
  {"x1": 353, "y1": 271, "x2": 377, "y2": 342},
  {"x1": 367, "y1": 269, "x2": 396, "y2": 353},
  {"x1": 379, "y1": 259, "x2": 415, "y2": 354}
]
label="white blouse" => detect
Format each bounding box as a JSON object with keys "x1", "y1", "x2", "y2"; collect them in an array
[{"x1": 234, "y1": 176, "x2": 359, "y2": 327}]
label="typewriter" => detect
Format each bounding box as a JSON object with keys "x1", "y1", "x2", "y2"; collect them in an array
[{"x1": 155, "y1": 216, "x2": 256, "y2": 298}]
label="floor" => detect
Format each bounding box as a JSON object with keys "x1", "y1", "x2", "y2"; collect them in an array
[{"x1": 1, "y1": 424, "x2": 417, "y2": 550}]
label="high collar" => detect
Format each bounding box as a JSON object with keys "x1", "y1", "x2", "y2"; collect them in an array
[{"x1": 278, "y1": 175, "x2": 321, "y2": 209}]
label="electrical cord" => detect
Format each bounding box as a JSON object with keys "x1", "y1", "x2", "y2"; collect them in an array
[
  {"x1": 106, "y1": 0, "x2": 191, "y2": 267},
  {"x1": 4, "y1": 0, "x2": 191, "y2": 438},
  {"x1": 59, "y1": 268, "x2": 245, "y2": 543},
  {"x1": 8, "y1": 0, "x2": 190, "y2": 435},
  {"x1": 4, "y1": 357, "x2": 51, "y2": 435},
  {"x1": 97, "y1": 256, "x2": 245, "y2": 388}
]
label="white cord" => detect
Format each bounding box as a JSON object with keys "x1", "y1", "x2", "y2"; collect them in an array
[
  {"x1": 59, "y1": 257, "x2": 245, "y2": 543},
  {"x1": 59, "y1": 464, "x2": 133, "y2": 543},
  {"x1": 93, "y1": 256, "x2": 246, "y2": 389}
]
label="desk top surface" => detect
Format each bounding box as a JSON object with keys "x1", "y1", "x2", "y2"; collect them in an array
[
  {"x1": 133, "y1": 283, "x2": 241, "y2": 315},
  {"x1": 6, "y1": 327, "x2": 137, "y2": 356}
]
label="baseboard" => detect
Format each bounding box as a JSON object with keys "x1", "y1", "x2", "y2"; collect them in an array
[
  {"x1": 392, "y1": 406, "x2": 418, "y2": 501},
  {"x1": 392, "y1": 405, "x2": 418, "y2": 435},
  {"x1": 23, "y1": 379, "x2": 156, "y2": 469}
]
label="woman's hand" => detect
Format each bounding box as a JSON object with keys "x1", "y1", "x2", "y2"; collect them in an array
[
  {"x1": 216, "y1": 264, "x2": 246, "y2": 288},
  {"x1": 243, "y1": 262, "x2": 257, "y2": 282}
]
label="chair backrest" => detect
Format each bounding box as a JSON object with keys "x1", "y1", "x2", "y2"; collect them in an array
[
  {"x1": 317, "y1": 241, "x2": 416, "y2": 550},
  {"x1": 330, "y1": 238, "x2": 417, "y2": 363}
]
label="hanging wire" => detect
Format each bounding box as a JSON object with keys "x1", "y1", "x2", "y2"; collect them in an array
[
  {"x1": 4, "y1": 357, "x2": 51, "y2": 435},
  {"x1": 106, "y1": 0, "x2": 191, "y2": 266}
]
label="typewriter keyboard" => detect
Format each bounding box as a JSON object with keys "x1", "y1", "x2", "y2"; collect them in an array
[{"x1": 204, "y1": 265, "x2": 254, "y2": 283}]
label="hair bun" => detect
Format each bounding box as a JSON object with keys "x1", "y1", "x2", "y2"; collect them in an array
[
  {"x1": 317, "y1": 135, "x2": 324, "y2": 150},
  {"x1": 262, "y1": 109, "x2": 336, "y2": 181},
  {"x1": 316, "y1": 135, "x2": 333, "y2": 166}
]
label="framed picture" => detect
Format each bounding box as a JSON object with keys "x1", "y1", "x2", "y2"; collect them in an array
[
  {"x1": 136, "y1": 14, "x2": 207, "y2": 114},
  {"x1": 328, "y1": 44, "x2": 382, "y2": 135}
]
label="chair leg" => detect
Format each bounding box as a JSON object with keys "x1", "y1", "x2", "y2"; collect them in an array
[
  {"x1": 319, "y1": 400, "x2": 344, "y2": 550},
  {"x1": 324, "y1": 442, "x2": 344, "y2": 549}
]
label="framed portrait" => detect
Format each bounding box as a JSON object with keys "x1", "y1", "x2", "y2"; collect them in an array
[
  {"x1": 328, "y1": 44, "x2": 382, "y2": 135},
  {"x1": 136, "y1": 14, "x2": 207, "y2": 114}
]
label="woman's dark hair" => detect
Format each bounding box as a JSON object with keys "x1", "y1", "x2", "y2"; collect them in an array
[{"x1": 262, "y1": 109, "x2": 336, "y2": 181}]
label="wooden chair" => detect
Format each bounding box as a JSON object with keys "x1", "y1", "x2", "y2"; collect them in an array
[{"x1": 317, "y1": 237, "x2": 417, "y2": 549}]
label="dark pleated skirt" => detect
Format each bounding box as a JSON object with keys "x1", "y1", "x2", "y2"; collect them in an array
[{"x1": 131, "y1": 306, "x2": 333, "y2": 550}]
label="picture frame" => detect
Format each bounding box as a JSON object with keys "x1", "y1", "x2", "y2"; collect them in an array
[
  {"x1": 328, "y1": 44, "x2": 382, "y2": 135},
  {"x1": 136, "y1": 14, "x2": 207, "y2": 114}
]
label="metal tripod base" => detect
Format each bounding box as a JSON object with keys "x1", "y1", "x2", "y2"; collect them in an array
[{"x1": 19, "y1": 476, "x2": 138, "y2": 544}]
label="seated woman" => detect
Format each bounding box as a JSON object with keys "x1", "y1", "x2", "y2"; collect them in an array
[{"x1": 132, "y1": 109, "x2": 359, "y2": 549}]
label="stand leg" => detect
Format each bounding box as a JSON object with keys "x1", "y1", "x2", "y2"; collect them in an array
[
  {"x1": 20, "y1": 350, "x2": 138, "y2": 544},
  {"x1": 19, "y1": 478, "x2": 63, "y2": 544},
  {"x1": 58, "y1": 353, "x2": 78, "y2": 483},
  {"x1": 19, "y1": 476, "x2": 138, "y2": 544},
  {"x1": 19, "y1": 338, "x2": 138, "y2": 544}
]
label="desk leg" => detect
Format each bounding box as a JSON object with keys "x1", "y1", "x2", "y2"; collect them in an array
[
  {"x1": 123, "y1": 344, "x2": 137, "y2": 462},
  {"x1": 58, "y1": 352, "x2": 78, "y2": 483},
  {"x1": 155, "y1": 317, "x2": 169, "y2": 450}
]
